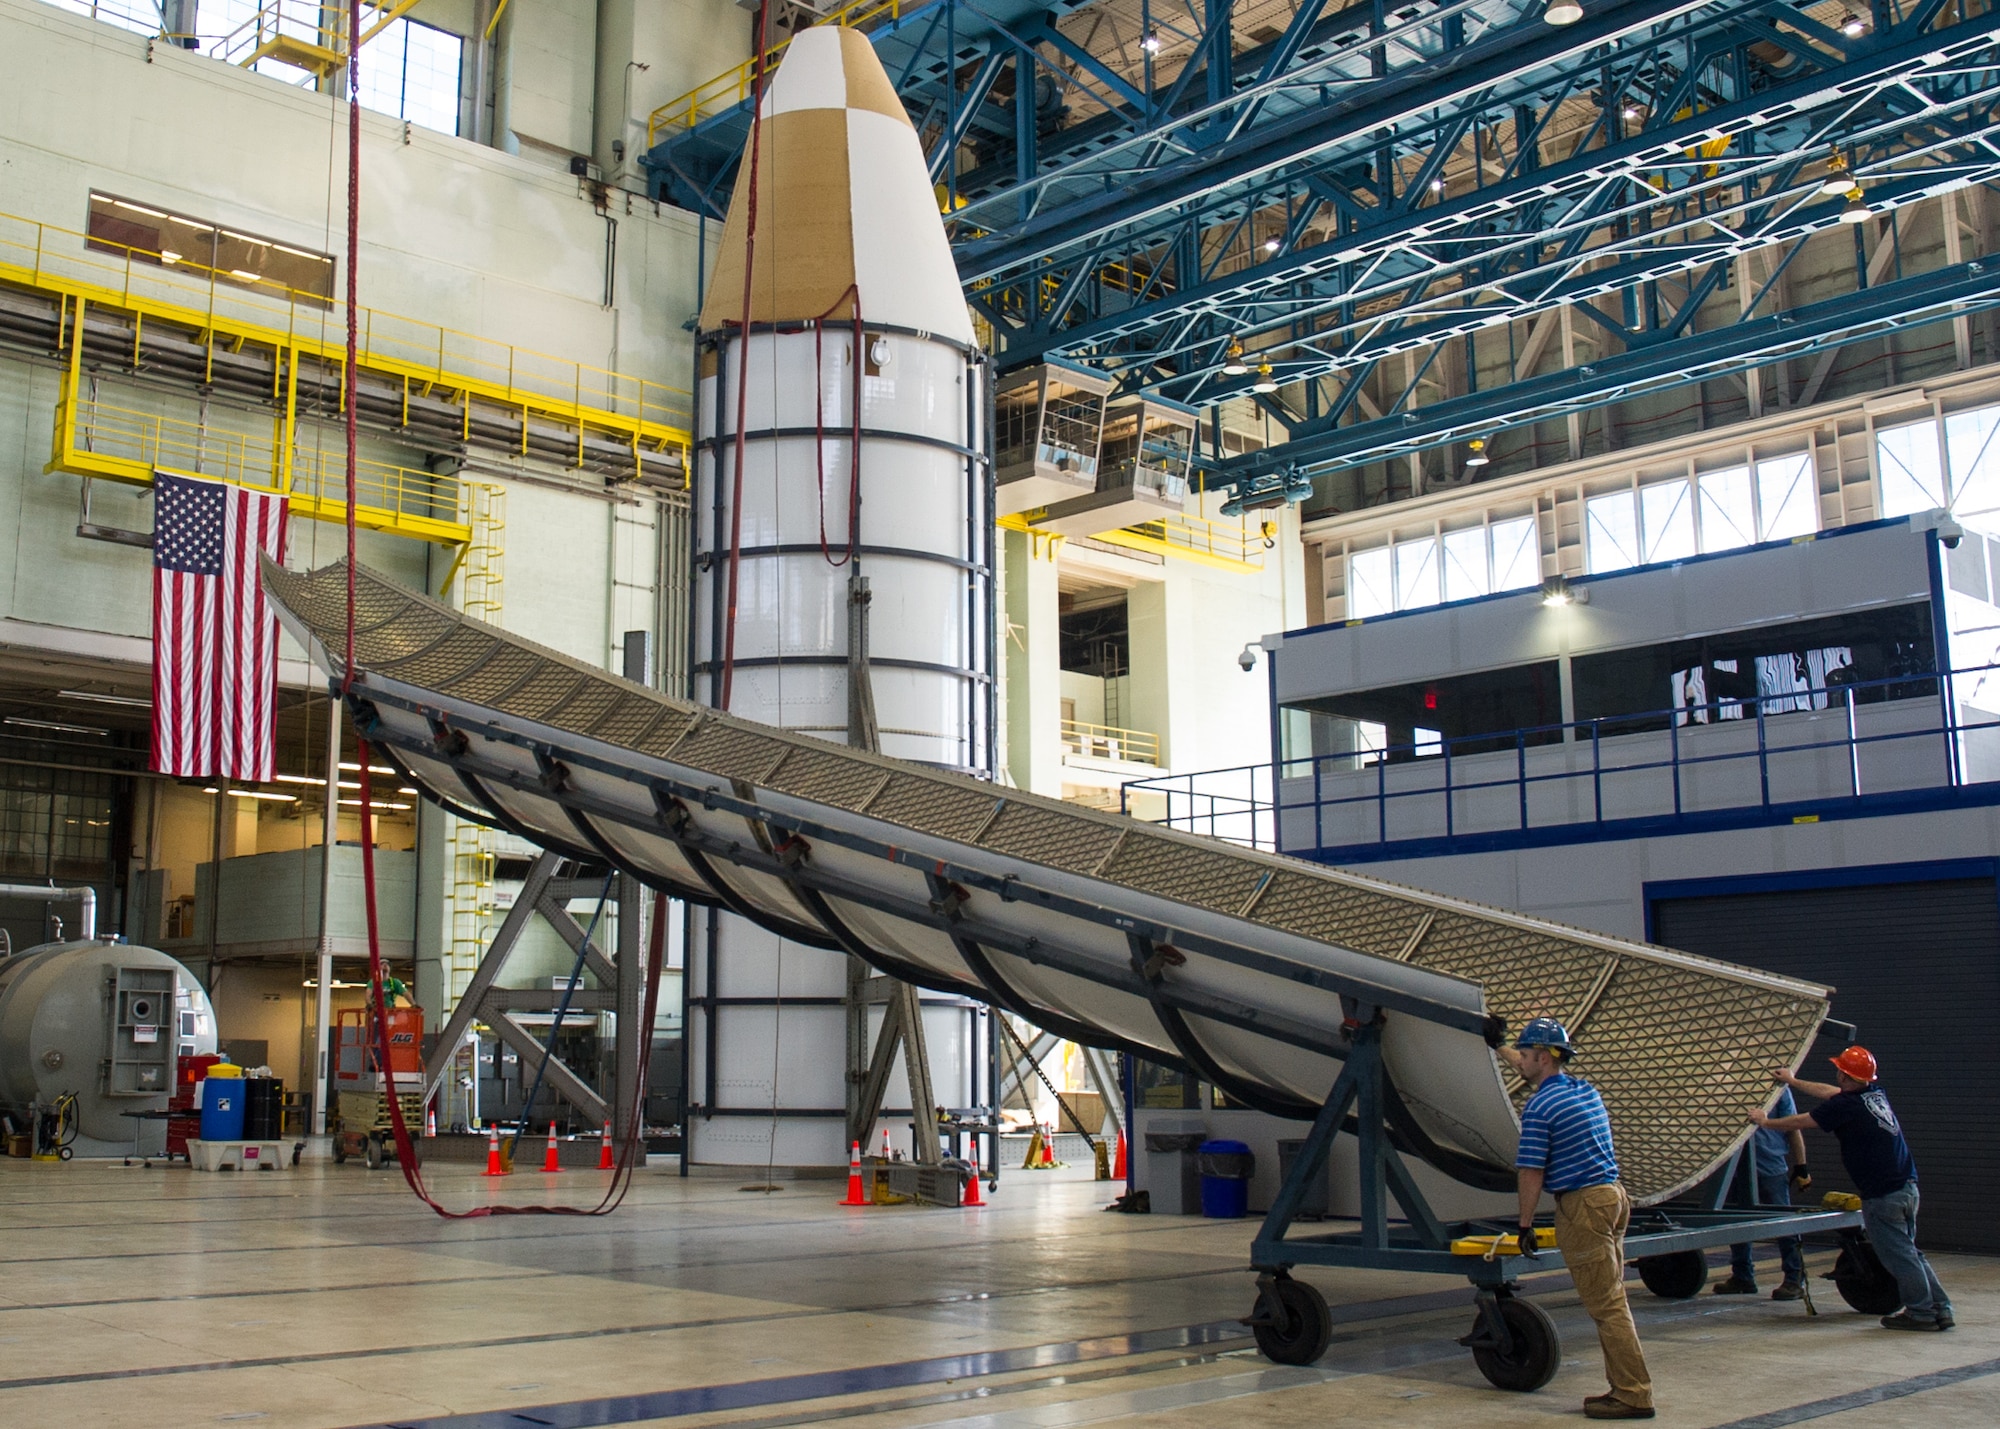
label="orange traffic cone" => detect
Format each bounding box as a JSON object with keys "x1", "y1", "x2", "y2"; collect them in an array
[
  {"x1": 1113, "y1": 1132, "x2": 1128, "y2": 1180},
  {"x1": 542, "y1": 1121, "x2": 561, "y2": 1172},
  {"x1": 839, "y1": 1140, "x2": 869, "y2": 1205},
  {"x1": 880, "y1": 1128, "x2": 892, "y2": 1162},
  {"x1": 962, "y1": 1140, "x2": 984, "y2": 1207},
  {"x1": 599, "y1": 1121, "x2": 614, "y2": 1170},
  {"x1": 425, "y1": 1106, "x2": 437, "y2": 1138},
  {"x1": 1040, "y1": 1123, "x2": 1057, "y2": 1166},
  {"x1": 482, "y1": 1126, "x2": 509, "y2": 1177}
]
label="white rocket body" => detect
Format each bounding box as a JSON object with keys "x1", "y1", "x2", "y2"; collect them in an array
[{"x1": 688, "y1": 28, "x2": 992, "y2": 1167}]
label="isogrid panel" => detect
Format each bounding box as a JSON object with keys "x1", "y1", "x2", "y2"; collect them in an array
[{"x1": 265, "y1": 558, "x2": 1837, "y2": 1204}]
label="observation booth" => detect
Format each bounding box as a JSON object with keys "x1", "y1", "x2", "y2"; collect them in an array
[
  {"x1": 994, "y1": 360, "x2": 1114, "y2": 517},
  {"x1": 1031, "y1": 395, "x2": 1198, "y2": 538}
]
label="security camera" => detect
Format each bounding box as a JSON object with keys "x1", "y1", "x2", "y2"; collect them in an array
[
  {"x1": 1938, "y1": 515, "x2": 1965, "y2": 549},
  {"x1": 1237, "y1": 644, "x2": 1258, "y2": 672}
]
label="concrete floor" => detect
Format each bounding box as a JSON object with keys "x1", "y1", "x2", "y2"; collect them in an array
[{"x1": 1, "y1": 1153, "x2": 1994, "y2": 1429}]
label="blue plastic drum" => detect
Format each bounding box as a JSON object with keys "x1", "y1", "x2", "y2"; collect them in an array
[{"x1": 199, "y1": 1078, "x2": 246, "y2": 1141}]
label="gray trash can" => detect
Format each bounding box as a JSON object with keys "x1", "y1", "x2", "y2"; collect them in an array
[{"x1": 1142, "y1": 1128, "x2": 1208, "y2": 1214}]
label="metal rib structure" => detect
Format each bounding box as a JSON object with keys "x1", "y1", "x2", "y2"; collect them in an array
[{"x1": 265, "y1": 558, "x2": 1831, "y2": 1204}]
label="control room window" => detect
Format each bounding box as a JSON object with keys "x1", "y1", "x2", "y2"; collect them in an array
[
  {"x1": 85, "y1": 192, "x2": 335, "y2": 307},
  {"x1": 1584, "y1": 489, "x2": 1641, "y2": 573},
  {"x1": 358, "y1": 18, "x2": 464, "y2": 136}
]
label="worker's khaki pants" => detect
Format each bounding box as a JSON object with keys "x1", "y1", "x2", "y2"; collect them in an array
[{"x1": 1554, "y1": 1182, "x2": 1653, "y2": 1410}]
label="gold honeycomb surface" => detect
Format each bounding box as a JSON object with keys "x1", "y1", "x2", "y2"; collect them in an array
[{"x1": 265, "y1": 559, "x2": 1830, "y2": 1203}]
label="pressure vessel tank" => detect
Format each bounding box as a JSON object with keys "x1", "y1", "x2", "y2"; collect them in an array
[
  {"x1": 0, "y1": 939, "x2": 219, "y2": 1156},
  {"x1": 686, "y1": 26, "x2": 993, "y2": 1169}
]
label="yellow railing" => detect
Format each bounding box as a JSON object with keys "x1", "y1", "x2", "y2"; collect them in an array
[
  {"x1": 0, "y1": 209, "x2": 692, "y2": 463},
  {"x1": 1091, "y1": 511, "x2": 1271, "y2": 573},
  {"x1": 53, "y1": 385, "x2": 476, "y2": 546},
  {"x1": 213, "y1": 0, "x2": 346, "y2": 72},
  {"x1": 1061, "y1": 718, "x2": 1160, "y2": 766},
  {"x1": 646, "y1": 0, "x2": 908, "y2": 146}
]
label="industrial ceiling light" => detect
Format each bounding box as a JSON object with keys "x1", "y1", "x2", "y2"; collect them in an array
[
  {"x1": 338, "y1": 761, "x2": 397, "y2": 775},
  {"x1": 1540, "y1": 574, "x2": 1588, "y2": 606},
  {"x1": 1544, "y1": 0, "x2": 1582, "y2": 25},
  {"x1": 1221, "y1": 338, "x2": 1249, "y2": 375},
  {"x1": 1620, "y1": 104, "x2": 1641, "y2": 121},
  {"x1": 1429, "y1": 177, "x2": 1445, "y2": 194},
  {"x1": 1262, "y1": 236, "x2": 1281, "y2": 253},
  {"x1": 1839, "y1": 186, "x2": 1870, "y2": 224},
  {"x1": 1464, "y1": 438, "x2": 1489, "y2": 467},
  {"x1": 1141, "y1": 29, "x2": 1162, "y2": 52},
  {"x1": 3, "y1": 715, "x2": 108, "y2": 736},
  {"x1": 1252, "y1": 361, "x2": 1279, "y2": 394},
  {"x1": 1840, "y1": 11, "x2": 1866, "y2": 36},
  {"x1": 338, "y1": 798, "x2": 413, "y2": 810},
  {"x1": 1819, "y1": 152, "x2": 1854, "y2": 197},
  {"x1": 57, "y1": 688, "x2": 151, "y2": 708},
  {"x1": 200, "y1": 788, "x2": 297, "y2": 801}
]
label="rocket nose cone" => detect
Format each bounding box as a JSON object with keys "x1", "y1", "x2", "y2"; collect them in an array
[{"x1": 700, "y1": 25, "x2": 972, "y2": 342}]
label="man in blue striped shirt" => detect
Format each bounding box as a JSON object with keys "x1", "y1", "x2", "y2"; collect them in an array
[{"x1": 1503, "y1": 1017, "x2": 1654, "y2": 1420}]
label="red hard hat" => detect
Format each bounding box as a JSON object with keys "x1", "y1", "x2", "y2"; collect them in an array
[{"x1": 1830, "y1": 1046, "x2": 1878, "y2": 1082}]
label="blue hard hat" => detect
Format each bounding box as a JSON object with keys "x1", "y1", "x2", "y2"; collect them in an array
[{"x1": 1516, "y1": 1017, "x2": 1574, "y2": 1056}]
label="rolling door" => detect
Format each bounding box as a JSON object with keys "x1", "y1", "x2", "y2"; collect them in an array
[{"x1": 1653, "y1": 878, "x2": 2000, "y2": 1252}]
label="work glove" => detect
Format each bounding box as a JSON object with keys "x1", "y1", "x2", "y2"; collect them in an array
[
  {"x1": 1516, "y1": 1224, "x2": 1541, "y2": 1262},
  {"x1": 1790, "y1": 1165, "x2": 1813, "y2": 1191}
]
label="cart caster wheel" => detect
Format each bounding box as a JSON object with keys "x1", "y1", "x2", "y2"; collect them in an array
[
  {"x1": 1249, "y1": 1275, "x2": 1333, "y2": 1365},
  {"x1": 1466, "y1": 1293, "x2": 1561, "y2": 1392},
  {"x1": 58, "y1": 1147, "x2": 72, "y2": 1161},
  {"x1": 365, "y1": 1136, "x2": 384, "y2": 1170},
  {"x1": 1636, "y1": 1249, "x2": 1708, "y2": 1299},
  {"x1": 1830, "y1": 1244, "x2": 1901, "y2": 1315}
]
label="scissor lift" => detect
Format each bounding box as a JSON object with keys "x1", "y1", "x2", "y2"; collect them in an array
[{"x1": 1243, "y1": 1016, "x2": 1883, "y2": 1388}]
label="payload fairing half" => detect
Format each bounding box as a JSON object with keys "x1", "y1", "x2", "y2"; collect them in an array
[{"x1": 690, "y1": 28, "x2": 993, "y2": 1166}]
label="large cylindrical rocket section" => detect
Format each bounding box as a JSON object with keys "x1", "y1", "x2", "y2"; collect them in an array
[{"x1": 685, "y1": 26, "x2": 993, "y2": 1169}]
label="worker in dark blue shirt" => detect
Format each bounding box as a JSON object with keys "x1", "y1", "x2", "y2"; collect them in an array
[
  {"x1": 1750, "y1": 1046, "x2": 1952, "y2": 1331},
  {"x1": 1502, "y1": 1018, "x2": 1654, "y2": 1420},
  {"x1": 1713, "y1": 1084, "x2": 1811, "y2": 1298}
]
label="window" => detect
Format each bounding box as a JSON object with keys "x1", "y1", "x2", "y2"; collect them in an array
[
  {"x1": 1585, "y1": 489, "x2": 1641, "y2": 573},
  {"x1": 86, "y1": 192, "x2": 334, "y2": 306},
  {"x1": 357, "y1": 18, "x2": 464, "y2": 137},
  {"x1": 1640, "y1": 479, "x2": 1696, "y2": 564},
  {"x1": 1348, "y1": 546, "x2": 1393, "y2": 619},
  {"x1": 1571, "y1": 604, "x2": 1936, "y2": 732},
  {"x1": 1283, "y1": 662, "x2": 1564, "y2": 762},
  {"x1": 1757, "y1": 452, "x2": 1817, "y2": 541},
  {"x1": 1945, "y1": 408, "x2": 2000, "y2": 527},
  {"x1": 1878, "y1": 420, "x2": 1947, "y2": 518},
  {"x1": 1698, "y1": 466, "x2": 1757, "y2": 551},
  {"x1": 1491, "y1": 515, "x2": 1541, "y2": 592},
  {"x1": 1441, "y1": 527, "x2": 1491, "y2": 604},
  {"x1": 1394, "y1": 536, "x2": 1439, "y2": 611}
]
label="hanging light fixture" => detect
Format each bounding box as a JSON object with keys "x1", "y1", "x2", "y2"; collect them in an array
[
  {"x1": 1221, "y1": 338, "x2": 1249, "y2": 376},
  {"x1": 1544, "y1": 0, "x2": 1583, "y2": 24},
  {"x1": 1819, "y1": 152, "x2": 1854, "y2": 197},
  {"x1": 1252, "y1": 361, "x2": 1279, "y2": 394},
  {"x1": 1141, "y1": 30, "x2": 1162, "y2": 52},
  {"x1": 1840, "y1": 12, "x2": 1866, "y2": 37},
  {"x1": 1464, "y1": 438, "x2": 1489, "y2": 468},
  {"x1": 1839, "y1": 186, "x2": 1870, "y2": 224}
]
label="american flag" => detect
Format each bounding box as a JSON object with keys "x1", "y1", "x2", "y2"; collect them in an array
[{"x1": 151, "y1": 473, "x2": 290, "y2": 781}]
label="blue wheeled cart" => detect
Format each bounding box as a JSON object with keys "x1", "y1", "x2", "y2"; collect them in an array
[{"x1": 1240, "y1": 1015, "x2": 1884, "y2": 1388}]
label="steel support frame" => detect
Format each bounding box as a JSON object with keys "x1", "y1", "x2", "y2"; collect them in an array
[
  {"x1": 975, "y1": 9, "x2": 2000, "y2": 404},
  {"x1": 1246, "y1": 1013, "x2": 1866, "y2": 1359},
  {"x1": 352, "y1": 688, "x2": 1504, "y2": 1052}
]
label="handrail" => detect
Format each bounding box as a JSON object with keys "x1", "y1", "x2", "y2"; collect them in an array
[
  {"x1": 645, "y1": 0, "x2": 909, "y2": 147},
  {"x1": 1061, "y1": 717, "x2": 1160, "y2": 766},
  {"x1": 1129, "y1": 662, "x2": 2000, "y2": 855}
]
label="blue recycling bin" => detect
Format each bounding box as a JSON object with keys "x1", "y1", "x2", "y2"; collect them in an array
[{"x1": 1197, "y1": 1138, "x2": 1254, "y2": 1218}]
